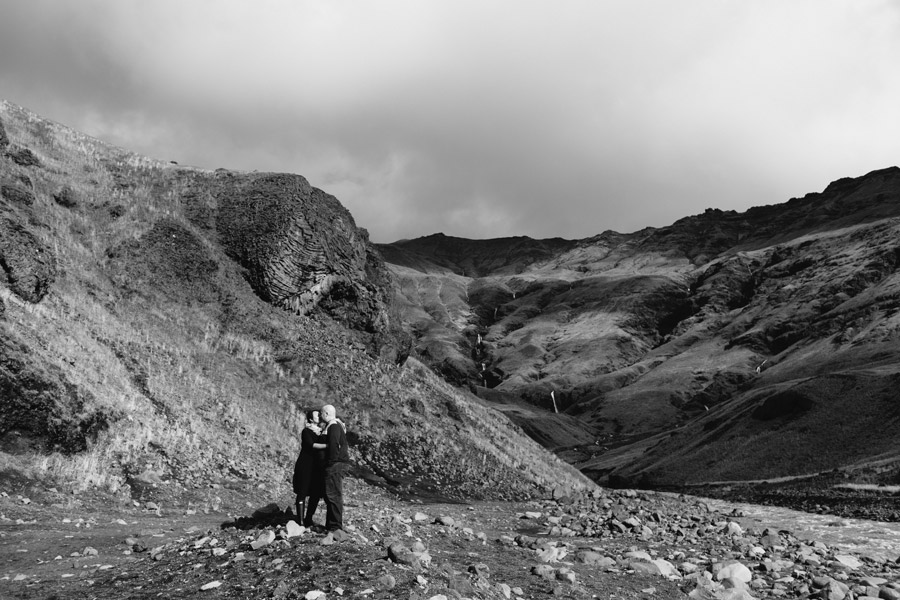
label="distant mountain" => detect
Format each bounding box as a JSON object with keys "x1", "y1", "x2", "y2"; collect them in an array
[
  {"x1": 0, "y1": 100, "x2": 592, "y2": 502},
  {"x1": 378, "y1": 166, "x2": 900, "y2": 489}
]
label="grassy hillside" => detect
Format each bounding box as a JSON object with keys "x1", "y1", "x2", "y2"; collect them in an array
[{"x1": 0, "y1": 100, "x2": 593, "y2": 504}]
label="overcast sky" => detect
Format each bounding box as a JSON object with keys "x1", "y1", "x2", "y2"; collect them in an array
[{"x1": 2, "y1": 1, "x2": 899, "y2": 242}]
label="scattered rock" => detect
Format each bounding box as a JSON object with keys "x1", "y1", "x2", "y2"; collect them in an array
[
  {"x1": 650, "y1": 558, "x2": 681, "y2": 579},
  {"x1": 52, "y1": 185, "x2": 78, "y2": 208},
  {"x1": 716, "y1": 561, "x2": 752, "y2": 584},
  {"x1": 880, "y1": 588, "x2": 900, "y2": 600},
  {"x1": 822, "y1": 578, "x2": 850, "y2": 600},
  {"x1": 200, "y1": 580, "x2": 222, "y2": 591},
  {"x1": 377, "y1": 573, "x2": 396, "y2": 590},
  {"x1": 725, "y1": 521, "x2": 743, "y2": 536},
  {"x1": 250, "y1": 530, "x2": 275, "y2": 550},
  {"x1": 552, "y1": 486, "x2": 569, "y2": 501},
  {"x1": 285, "y1": 520, "x2": 304, "y2": 538},
  {"x1": 532, "y1": 564, "x2": 556, "y2": 580},
  {"x1": 272, "y1": 580, "x2": 291, "y2": 598},
  {"x1": 574, "y1": 550, "x2": 613, "y2": 566},
  {"x1": 388, "y1": 541, "x2": 421, "y2": 568},
  {"x1": 331, "y1": 528, "x2": 348, "y2": 542},
  {"x1": 536, "y1": 543, "x2": 567, "y2": 563},
  {"x1": 834, "y1": 554, "x2": 862, "y2": 570},
  {"x1": 629, "y1": 561, "x2": 663, "y2": 576},
  {"x1": 435, "y1": 516, "x2": 455, "y2": 527}
]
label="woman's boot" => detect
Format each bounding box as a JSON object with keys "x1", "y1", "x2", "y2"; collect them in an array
[{"x1": 295, "y1": 498, "x2": 305, "y2": 523}]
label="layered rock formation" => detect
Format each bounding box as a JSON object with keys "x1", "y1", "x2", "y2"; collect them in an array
[{"x1": 215, "y1": 172, "x2": 409, "y2": 363}]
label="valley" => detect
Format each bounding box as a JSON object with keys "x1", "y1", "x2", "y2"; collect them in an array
[
  {"x1": 378, "y1": 167, "x2": 900, "y2": 497},
  {"x1": 2, "y1": 99, "x2": 900, "y2": 598}
]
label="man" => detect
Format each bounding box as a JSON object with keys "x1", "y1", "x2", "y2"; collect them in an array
[{"x1": 320, "y1": 404, "x2": 350, "y2": 533}]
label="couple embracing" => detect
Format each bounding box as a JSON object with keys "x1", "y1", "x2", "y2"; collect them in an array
[{"x1": 291, "y1": 404, "x2": 350, "y2": 533}]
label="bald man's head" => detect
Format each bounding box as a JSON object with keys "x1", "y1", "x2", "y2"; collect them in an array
[{"x1": 321, "y1": 404, "x2": 336, "y2": 423}]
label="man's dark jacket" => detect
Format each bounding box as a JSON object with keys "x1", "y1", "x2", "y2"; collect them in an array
[{"x1": 324, "y1": 421, "x2": 350, "y2": 468}]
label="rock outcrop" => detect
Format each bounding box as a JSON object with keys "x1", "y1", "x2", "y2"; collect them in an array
[
  {"x1": 1, "y1": 181, "x2": 35, "y2": 206},
  {"x1": 216, "y1": 172, "x2": 409, "y2": 363},
  {"x1": 0, "y1": 214, "x2": 56, "y2": 303},
  {"x1": 6, "y1": 145, "x2": 41, "y2": 167}
]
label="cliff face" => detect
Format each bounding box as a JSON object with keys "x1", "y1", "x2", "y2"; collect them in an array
[{"x1": 379, "y1": 166, "x2": 900, "y2": 488}]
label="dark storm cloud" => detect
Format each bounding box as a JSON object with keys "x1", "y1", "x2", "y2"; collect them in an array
[{"x1": 3, "y1": 1, "x2": 900, "y2": 242}]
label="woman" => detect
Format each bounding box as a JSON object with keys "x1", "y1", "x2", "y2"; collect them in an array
[{"x1": 292, "y1": 410, "x2": 326, "y2": 526}]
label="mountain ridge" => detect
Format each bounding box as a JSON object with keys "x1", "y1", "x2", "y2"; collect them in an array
[{"x1": 378, "y1": 165, "x2": 900, "y2": 491}]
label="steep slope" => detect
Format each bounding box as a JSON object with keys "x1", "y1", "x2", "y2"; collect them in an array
[
  {"x1": 379, "y1": 166, "x2": 900, "y2": 489},
  {"x1": 0, "y1": 100, "x2": 593, "y2": 503}
]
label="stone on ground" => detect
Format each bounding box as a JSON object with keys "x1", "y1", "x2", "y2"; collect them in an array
[
  {"x1": 251, "y1": 530, "x2": 275, "y2": 550},
  {"x1": 834, "y1": 554, "x2": 862, "y2": 570},
  {"x1": 285, "y1": 520, "x2": 304, "y2": 538},
  {"x1": 716, "y1": 561, "x2": 752, "y2": 583}
]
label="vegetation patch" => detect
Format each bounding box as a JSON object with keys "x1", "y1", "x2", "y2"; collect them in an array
[
  {"x1": 106, "y1": 218, "x2": 219, "y2": 303},
  {"x1": 0, "y1": 326, "x2": 112, "y2": 454}
]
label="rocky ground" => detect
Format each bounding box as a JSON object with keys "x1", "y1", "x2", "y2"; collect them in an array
[{"x1": 2, "y1": 476, "x2": 899, "y2": 600}]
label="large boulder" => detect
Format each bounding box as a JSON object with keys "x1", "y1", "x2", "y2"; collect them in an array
[{"x1": 216, "y1": 172, "x2": 409, "y2": 363}]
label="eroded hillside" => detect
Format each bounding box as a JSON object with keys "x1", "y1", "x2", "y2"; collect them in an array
[
  {"x1": 379, "y1": 167, "x2": 900, "y2": 489},
  {"x1": 0, "y1": 100, "x2": 593, "y2": 504}
]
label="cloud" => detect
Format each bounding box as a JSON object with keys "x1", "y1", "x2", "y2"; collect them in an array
[{"x1": 2, "y1": 1, "x2": 900, "y2": 242}]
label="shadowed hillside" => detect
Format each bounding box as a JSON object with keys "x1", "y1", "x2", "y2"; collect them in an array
[
  {"x1": 0, "y1": 100, "x2": 593, "y2": 505},
  {"x1": 378, "y1": 166, "x2": 900, "y2": 491}
]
